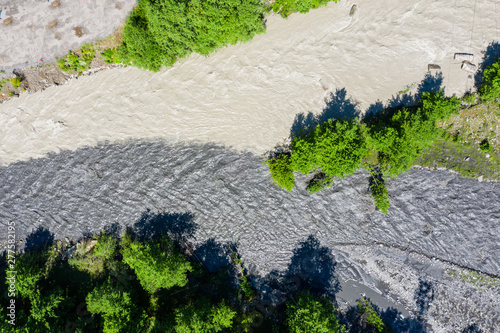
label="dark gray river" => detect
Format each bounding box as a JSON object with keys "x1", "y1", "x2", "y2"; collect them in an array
[{"x1": 1, "y1": 140, "x2": 499, "y2": 331}]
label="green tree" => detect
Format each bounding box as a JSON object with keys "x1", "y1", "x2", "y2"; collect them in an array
[
  {"x1": 121, "y1": 0, "x2": 266, "y2": 71},
  {"x1": 286, "y1": 291, "x2": 346, "y2": 333},
  {"x1": 174, "y1": 299, "x2": 236, "y2": 333},
  {"x1": 11, "y1": 250, "x2": 48, "y2": 300},
  {"x1": 86, "y1": 280, "x2": 144, "y2": 333},
  {"x1": 29, "y1": 288, "x2": 64, "y2": 330},
  {"x1": 479, "y1": 59, "x2": 500, "y2": 102},
  {"x1": 291, "y1": 119, "x2": 367, "y2": 179},
  {"x1": 121, "y1": 232, "x2": 192, "y2": 293}
]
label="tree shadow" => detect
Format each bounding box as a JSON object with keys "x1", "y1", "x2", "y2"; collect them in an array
[
  {"x1": 24, "y1": 226, "x2": 54, "y2": 252},
  {"x1": 365, "y1": 72, "x2": 444, "y2": 118},
  {"x1": 474, "y1": 41, "x2": 500, "y2": 90},
  {"x1": 192, "y1": 238, "x2": 235, "y2": 273},
  {"x1": 131, "y1": 209, "x2": 197, "y2": 243},
  {"x1": 414, "y1": 277, "x2": 434, "y2": 319},
  {"x1": 284, "y1": 235, "x2": 341, "y2": 297},
  {"x1": 381, "y1": 307, "x2": 427, "y2": 333},
  {"x1": 290, "y1": 88, "x2": 361, "y2": 139},
  {"x1": 461, "y1": 323, "x2": 482, "y2": 333}
]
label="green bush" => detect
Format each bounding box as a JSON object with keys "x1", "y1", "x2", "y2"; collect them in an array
[
  {"x1": 268, "y1": 154, "x2": 295, "y2": 191},
  {"x1": 121, "y1": 232, "x2": 192, "y2": 293},
  {"x1": 356, "y1": 298, "x2": 393, "y2": 333},
  {"x1": 479, "y1": 59, "x2": 500, "y2": 102},
  {"x1": 419, "y1": 91, "x2": 461, "y2": 122},
  {"x1": 479, "y1": 139, "x2": 491, "y2": 152},
  {"x1": 291, "y1": 119, "x2": 367, "y2": 180},
  {"x1": 306, "y1": 173, "x2": 333, "y2": 194},
  {"x1": 174, "y1": 299, "x2": 236, "y2": 333},
  {"x1": 286, "y1": 291, "x2": 346, "y2": 333},
  {"x1": 272, "y1": 0, "x2": 339, "y2": 18},
  {"x1": 102, "y1": 47, "x2": 126, "y2": 65},
  {"x1": 58, "y1": 44, "x2": 96, "y2": 73},
  {"x1": 370, "y1": 180, "x2": 390, "y2": 214},
  {"x1": 121, "y1": 0, "x2": 266, "y2": 71},
  {"x1": 9, "y1": 76, "x2": 21, "y2": 89}
]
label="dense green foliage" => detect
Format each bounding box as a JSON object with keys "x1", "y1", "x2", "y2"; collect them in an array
[
  {"x1": 367, "y1": 92, "x2": 461, "y2": 177},
  {"x1": 268, "y1": 154, "x2": 295, "y2": 191},
  {"x1": 86, "y1": 280, "x2": 145, "y2": 333},
  {"x1": 268, "y1": 119, "x2": 367, "y2": 192},
  {"x1": 286, "y1": 291, "x2": 346, "y2": 333},
  {"x1": 479, "y1": 59, "x2": 500, "y2": 102},
  {"x1": 272, "y1": 0, "x2": 339, "y2": 18},
  {"x1": 174, "y1": 299, "x2": 236, "y2": 333},
  {"x1": 121, "y1": 232, "x2": 192, "y2": 293},
  {"x1": 120, "y1": 0, "x2": 266, "y2": 71},
  {"x1": 291, "y1": 119, "x2": 367, "y2": 179}
]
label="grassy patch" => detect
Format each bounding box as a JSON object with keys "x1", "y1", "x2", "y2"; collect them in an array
[
  {"x1": 448, "y1": 269, "x2": 500, "y2": 290},
  {"x1": 417, "y1": 102, "x2": 500, "y2": 180}
]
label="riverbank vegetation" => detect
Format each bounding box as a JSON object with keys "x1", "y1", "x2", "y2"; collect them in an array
[
  {"x1": 268, "y1": 58, "x2": 500, "y2": 213},
  {"x1": 272, "y1": 0, "x2": 339, "y2": 18},
  {"x1": 0, "y1": 230, "x2": 404, "y2": 332}
]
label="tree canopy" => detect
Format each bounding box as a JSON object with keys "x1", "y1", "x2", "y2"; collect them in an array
[{"x1": 121, "y1": 0, "x2": 266, "y2": 71}]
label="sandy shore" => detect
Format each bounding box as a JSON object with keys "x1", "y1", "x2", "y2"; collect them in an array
[{"x1": 1, "y1": 0, "x2": 500, "y2": 166}]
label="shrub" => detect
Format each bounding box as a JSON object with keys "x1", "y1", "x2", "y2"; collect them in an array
[
  {"x1": 268, "y1": 154, "x2": 295, "y2": 191},
  {"x1": 370, "y1": 180, "x2": 390, "y2": 214},
  {"x1": 121, "y1": 0, "x2": 266, "y2": 71},
  {"x1": 101, "y1": 47, "x2": 125, "y2": 64},
  {"x1": 479, "y1": 139, "x2": 491, "y2": 152},
  {"x1": 9, "y1": 76, "x2": 21, "y2": 89},
  {"x1": 174, "y1": 299, "x2": 236, "y2": 333},
  {"x1": 306, "y1": 173, "x2": 333, "y2": 194},
  {"x1": 479, "y1": 59, "x2": 500, "y2": 102},
  {"x1": 356, "y1": 298, "x2": 393, "y2": 333},
  {"x1": 291, "y1": 119, "x2": 367, "y2": 179},
  {"x1": 58, "y1": 44, "x2": 96, "y2": 73},
  {"x1": 121, "y1": 232, "x2": 192, "y2": 293},
  {"x1": 272, "y1": 0, "x2": 339, "y2": 18},
  {"x1": 286, "y1": 291, "x2": 346, "y2": 333}
]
